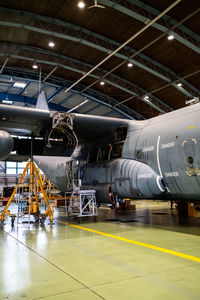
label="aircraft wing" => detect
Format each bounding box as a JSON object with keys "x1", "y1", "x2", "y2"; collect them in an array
[
  {"x1": 0, "y1": 104, "x2": 51, "y2": 136},
  {"x1": 72, "y1": 113, "x2": 130, "y2": 141},
  {"x1": 0, "y1": 104, "x2": 131, "y2": 160}
]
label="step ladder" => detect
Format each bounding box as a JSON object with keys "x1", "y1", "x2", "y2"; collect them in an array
[
  {"x1": 65, "y1": 160, "x2": 98, "y2": 219},
  {"x1": 67, "y1": 189, "x2": 98, "y2": 218}
]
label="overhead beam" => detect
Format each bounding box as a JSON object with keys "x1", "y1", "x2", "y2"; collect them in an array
[
  {"x1": 0, "y1": 7, "x2": 198, "y2": 98},
  {"x1": 81, "y1": 7, "x2": 200, "y2": 99},
  {"x1": 0, "y1": 92, "x2": 68, "y2": 112},
  {"x1": 125, "y1": 0, "x2": 200, "y2": 43},
  {"x1": 0, "y1": 51, "x2": 171, "y2": 113},
  {"x1": 99, "y1": 0, "x2": 200, "y2": 54},
  {"x1": 0, "y1": 22, "x2": 197, "y2": 99},
  {"x1": 0, "y1": 20, "x2": 172, "y2": 81},
  {"x1": 4, "y1": 42, "x2": 200, "y2": 101},
  {"x1": 43, "y1": 66, "x2": 58, "y2": 82},
  {"x1": 0, "y1": 67, "x2": 144, "y2": 119},
  {"x1": 0, "y1": 42, "x2": 178, "y2": 109},
  {"x1": 0, "y1": 57, "x2": 9, "y2": 74},
  {"x1": 114, "y1": 68, "x2": 200, "y2": 108},
  {"x1": 57, "y1": 86, "x2": 144, "y2": 119},
  {"x1": 18, "y1": 81, "x2": 31, "y2": 95},
  {"x1": 0, "y1": 90, "x2": 140, "y2": 120},
  {"x1": 67, "y1": 99, "x2": 89, "y2": 113},
  {"x1": 6, "y1": 82, "x2": 13, "y2": 93},
  {"x1": 65, "y1": 0, "x2": 183, "y2": 93},
  {"x1": 0, "y1": 4, "x2": 199, "y2": 54},
  {"x1": 74, "y1": 91, "x2": 140, "y2": 120},
  {"x1": 47, "y1": 86, "x2": 63, "y2": 102}
]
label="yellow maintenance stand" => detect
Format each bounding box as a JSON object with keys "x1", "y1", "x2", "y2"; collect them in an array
[{"x1": 0, "y1": 160, "x2": 54, "y2": 224}]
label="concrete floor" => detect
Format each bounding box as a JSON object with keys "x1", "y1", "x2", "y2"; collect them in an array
[{"x1": 1, "y1": 201, "x2": 200, "y2": 299}]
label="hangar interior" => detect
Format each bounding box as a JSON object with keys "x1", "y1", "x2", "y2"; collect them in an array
[{"x1": 0, "y1": 0, "x2": 200, "y2": 299}]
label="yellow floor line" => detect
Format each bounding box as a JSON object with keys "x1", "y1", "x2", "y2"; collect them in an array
[{"x1": 57, "y1": 220, "x2": 200, "y2": 263}]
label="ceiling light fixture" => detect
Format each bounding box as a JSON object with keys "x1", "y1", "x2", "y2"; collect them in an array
[
  {"x1": 32, "y1": 63, "x2": 38, "y2": 69},
  {"x1": 168, "y1": 34, "x2": 174, "y2": 40},
  {"x1": 2, "y1": 100, "x2": 13, "y2": 105},
  {"x1": 185, "y1": 97, "x2": 199, "y2": 105},
  {"x1": 48, "y1": 41, "x2": 55, "y2": 47},
  {"x1": 127, "y1": 62, "x2": 133, "y2": 68},
  {"x1": 100, "y1": 81, "x2": 105, "y2": 86},
  {"x1": 78, "y1": 1, "x2": 85, "y2": 8},
  {"x1": 177, "y1": 82, "x2": 182, "y2": 87},
  {"x1": 13, "y1": 82, "x2": 27, "y2": 88},
  {"x1": 144, "y1": 96, "x2": 149, "y2": 101}
]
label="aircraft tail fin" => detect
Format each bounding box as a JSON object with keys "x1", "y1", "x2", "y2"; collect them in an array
[{"x1": 36, "y1": 91, "x2": 49, "y2": 111}]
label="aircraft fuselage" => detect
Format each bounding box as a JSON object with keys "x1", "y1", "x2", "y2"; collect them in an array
[{"x1": 35, "y1": 103, "x2": 200, "y2": 203}]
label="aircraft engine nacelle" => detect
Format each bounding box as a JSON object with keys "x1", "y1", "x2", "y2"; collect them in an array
[
  {"x1": 0, "y1": 130, "x2": 13, "y2": 160},
  {"x1": 111, "y1": 159, "x2": 165, "y2": 199}
]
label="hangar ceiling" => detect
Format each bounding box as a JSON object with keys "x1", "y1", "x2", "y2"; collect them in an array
[{"x1": 0, "y1": 0, "x2": 199, "y2": 119}]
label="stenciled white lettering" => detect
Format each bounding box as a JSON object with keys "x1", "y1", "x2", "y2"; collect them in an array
[
  {"x1": 165, "y1": 171, "x2": 179, "y2": 177},
  {"x1": 142, "y1": 146, "x2": 154, "y2": 152},
  {"x1": 138, "y1": 174, "x2": 152, "y2": 179},
  {"x1": 161, "y1": 142, "x2": 175, "y2": 149}
]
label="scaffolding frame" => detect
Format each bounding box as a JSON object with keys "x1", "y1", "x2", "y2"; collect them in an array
[
  {"x1": 67, "y1": 189, "x2": 98, "y2": 218},
  {"x1": 0, "y1": 160, "x2": 54, "y2": 224}
]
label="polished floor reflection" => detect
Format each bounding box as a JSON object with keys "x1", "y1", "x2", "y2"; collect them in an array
[{"x1": 1, "y1": 201, "x2": 200, "y2": 299}]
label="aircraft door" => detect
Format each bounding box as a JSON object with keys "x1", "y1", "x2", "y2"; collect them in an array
[{"x1": 182, "y1": 139, "x2": 200, "y2": 176}]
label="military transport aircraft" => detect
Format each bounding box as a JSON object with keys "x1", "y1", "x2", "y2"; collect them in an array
[{"x1": 0, "y1": 91, "x2": 200, "y2": 205}]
